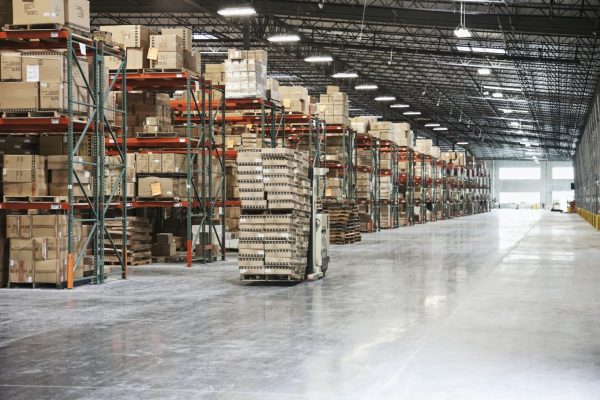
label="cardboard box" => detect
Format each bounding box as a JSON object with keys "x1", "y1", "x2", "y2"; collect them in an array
[
  {"x1": 3, "y1": 155, "x2": 45, "y2": 169},
  {"x1": 161, "y1": 28, "x2": 192, "y2": 51},
  {"x1": 99, "y1": 25, "x2": 151, "y2": 48},
  {"x1": 0, "y1": 51, "x2": 21, "y2": 80},
  {"x1": 31, "y1": 215, "x2": 68, "y2": 237},
  {"x1": 138, "y1": 176, "x2": 177, "y2": 198},
  {"x1": 2, "y1": 168, "x2": 46, "y2": 183},
  {"x1": 12, "y1": 0, "x2": 90, "y2": 31},
  {"x1": 39, "y1": 81, "x2": 65, "y2": 109},
  {"x1": 156, "y1": 233, "x2": 174, "y2": 245},
  {"x1": 34, "y1": 259, "x2": 69, "y2": 284},
  {"x1": 3, "y1": 182, "x2": 48, "y2": 197},
  {"x1": 152, "y1": 242, "x2": 176, "y2": 256},
  {"x1": 0, "y1": 82, "x2": 39, "y2": 109},
  {"x1": 150, "y1": 51, "x2": 183, "y2": 69},
  {"x1": 39, "y1": 135, "x2": 68, "y2": 155},
  {"x1": 150, "y1": 34, "x2": 183, "y2": 53},
  {"x1": 148, "y1": 153, "x2": 162, "y2": 173},
  {"x1": 6, "y1": 215, "x2": 32, "y2": 239},
  {"x1": 10, "y1": 238, "x2": 36, "y2": 261},
  {"x1": 8, "y1": 259, "x2": 33, "y2": 283},
  {"x1": 126, "y1": 47, "x2": 147, "y2": 69}
]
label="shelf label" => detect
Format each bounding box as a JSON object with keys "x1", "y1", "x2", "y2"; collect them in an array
[
  {"x1": 51, "y1": 118, "x2": 59, "y2": 124},
  {"x1": 126, "y1": 202, "x2": 133, "y2": 208},
  {"x1": 51, "y1": 32, "x2": 58, "y2": 38},
  {"x1": 176, "y1": 74, "x2": 183, "y2": 78},
  {"x1": 51, "y1": 204, "x2": 60, "y2": 210},
  {"x1": 179, "y1": 138, "x2": 185, "y2": 142},
  {"x1": 174, "y1": 202, "x2": 183, "y2": 208},
  {"x1": 26, "y1": 65, "x2": 40, "y2": 82}
]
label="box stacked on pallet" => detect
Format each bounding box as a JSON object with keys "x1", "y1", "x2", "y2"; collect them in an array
[
  {"x1": 380, "y1": 205, "x2": 392, "y2": 229},
  {"x1": 393, "y1": 122, "x2": 413, "y2": 147},
  {"x1": 160, "y1": 28, "x2": 201, "y2": 73},
  {"x1": 225, "y1": 49, "x2": 267, "y2": 99},
  {"x1": 317, "y1": 86, "x2": 349, "y2": 126},
  {"x1": 237, "y1": 148, "x2": 311, "y2": 281},
  {"x1": 47, "y1": 155, "x2": 91, "y2": 198},
  {"x1": 323, "y1": 201, "x2": 361, "y2": 245},
  {"x1": 380, "y1": 175, "x2": 392, "y2": 202},
  {"x1": 115, "y1": 92, "x2": 172, "y2": 136},
  {"x1": 152, "y1": 233, "x2": 176, "y2": 258},
  {"x1": 102, "y1": 25, "x2": 157, "y2": 70},
  {"x1": 105, "y1": 216, "x2": 152, "y2": 266},
  {"x1": 6, "y1": 215, "x2": 91, "y2": 286},
  {"x1": 105, "y1": 154, "x2": 136, "y2": 198},
  {"x1": 2, "y1": 155, "x2": 47, "y2": 198},
  {"x1": 0, "y1": 51, "x2": 90, "y2": 114},
  {"x1": 11, "y1": 0, "x2": 90, "y2": 32},
  {"x1": 204, "y1": 63, "x2": 225, "y2": 85},
  {"x1": 279, "y1": 86, "x2": 309, "y2": 114}
]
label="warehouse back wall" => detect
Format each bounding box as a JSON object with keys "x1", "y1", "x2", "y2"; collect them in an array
[{"x1": 487, "y1": 160, "x2": 574, "y2": 209}]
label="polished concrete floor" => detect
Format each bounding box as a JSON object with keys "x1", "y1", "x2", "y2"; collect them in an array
[{"x1": 1, "y1": 210, "x2": 600, "y2": 399}]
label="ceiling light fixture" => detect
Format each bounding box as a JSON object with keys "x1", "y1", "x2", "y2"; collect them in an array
[
  {"x1": 403, "y1": 111, "x2": 421, "y2": 116},
  {"x1": 456, "y1": 141, "x2": 469, "y2": 145},
  {"x1": 500, "y1": 109, "x2": 529, "y2": 114},
  {"x1": 453, "y1": 1, "x2": 471, "y2": 38},
  {"x1": 457, "y1": 46, "x2": 506, "y2": 55},
  {"x1": 375, "y1": 96, "x2": 396, "y2": 101},
  {"x1": 332, "y1": 72, "x2": 358, "y2": 78},
  {"x1": 304, "y1": 55, "x2": 333, "y2": 62},
  {"x1": 267, "y1": 33, "x2": 301, "y2": 43},
  {"x1": 217, "y1": 6, "x2": 257, "y2": 16},
  {"x1": 454, "y1": 27, "x2": 472, "y2": 38},
  {"x1": 477, "y1": 68, "x2": 491, "y2": 75},
  {"x1": 425, "y1": 123, "x2": 440, "y2": 127},
  {"x1": 433, "y1": 127, "x2": 448, "y2": 131},
  {"x1": 483, "y1": 85, "x2": 522, "y2": 92},
  {"x1": 491, "y1": 92, "x2": 503, "y2": 98},
  {"x1": 390, "y1": 104, "x2": 410, "y2": 108},
  {"x1": 355, "y1": 84, "x2": 378, "y2": 90}
]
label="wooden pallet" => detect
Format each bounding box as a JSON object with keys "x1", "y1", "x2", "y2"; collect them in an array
[
  {"x1": 136, "y1": 132, "x2": 178, "y2": 138},
  {"x1": 1, "y1": 110, "x2": 89, "y2": 121},
  {"x1": 142, "y1": 67, "x2": 199, "y2": 76},
  {"x1": 3, "y1": 23, "x2": 91, "y2": 35},
  {"x1": 2, "y1": 195, "x2": 68, "y2": 203}
]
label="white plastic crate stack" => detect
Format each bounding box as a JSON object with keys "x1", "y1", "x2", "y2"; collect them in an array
[
  {"x1": 225, "y1": 49, "x2": 267, "y2": 99},
  {"x1": 237, "y1": 148, "x2": 311, "y2": 281}
]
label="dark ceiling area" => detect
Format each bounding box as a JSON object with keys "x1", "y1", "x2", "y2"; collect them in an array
[{"x1": 90, "y1": 0, "x2": 600, "y2": 160}]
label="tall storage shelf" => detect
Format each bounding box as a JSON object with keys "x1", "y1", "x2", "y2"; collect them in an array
[
  {"x1": 107, "y1": 71, "x2": 226, "y2": 266},
  {"x1": 378, "y1": 141, "x2": 400, "y2": 229},
  {"x1": 356, "y1": 133, "x2": 378, "y2": 232},
  {"x1": 398, "y1": 147, "x2": 415, "y2": 226},
  {"x1": 0, "y1": 29, "x2": 127, "y2": 287}
]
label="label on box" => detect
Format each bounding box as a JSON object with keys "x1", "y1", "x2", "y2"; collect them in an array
[
  {"x1": 79, "y1": 43, "x2": 87, "y2": 55},
  {"x1": 26, "y1": 65, "x2": 40, "y2": 82},
  {"x1": 147, "y1": 48, "x2": 159, "y2": 60},
  {"x1": 151, "y1": 182, "x2": 162, "y2": 196}
]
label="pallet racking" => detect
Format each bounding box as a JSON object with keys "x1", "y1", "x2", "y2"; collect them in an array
[
  {"x1": 107, "y1": 71, "x2": 226, "y2": 266},
  {"x1": 0, "y1": 28, "x2": 127, "y2": 287}
]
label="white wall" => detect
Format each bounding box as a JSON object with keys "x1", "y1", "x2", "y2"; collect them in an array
[{"x1": 486, "y1": 160, "x2": 574, "y2": 209}]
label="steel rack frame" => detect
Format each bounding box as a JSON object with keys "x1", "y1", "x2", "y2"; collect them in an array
[
  {"x1": 109, "y1": 71, "x2": 226, "y2": 266},
  {"x1": 354, "y1": 134, "x2": 377, "y2": 232},
  {"x1": 0, "y1": 29, "x2": 128, "y2": 288}
]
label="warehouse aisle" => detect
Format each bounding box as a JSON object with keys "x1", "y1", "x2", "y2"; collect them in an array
[{"x1": 1, "y1": 210, "x2": 600, "y2": 399}]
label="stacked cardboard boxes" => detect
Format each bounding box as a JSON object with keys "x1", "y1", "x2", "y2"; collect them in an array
[
  {"x1": 266, "y1": 78, "x2": 282, "y2": 103},
  {"x1": 225, "y1": 49, "x2": 267, "y2": 99},
  {"x1": 105, "y1": 216, "x2": 151, "y2": 266},
  {"x1": 237, "y1": 148, "x2": 311, "y2": 281},
  {"x1": 12, "y1": 0, "x2": 90, "y2": 32},
  {"x1": 204, "y1": 63, "x2": 225, "y2": 85},
  {"x1": 441, "y1": 151, "x2": 466, "y2": 166},
  {"x1": 280, "y1": 86, "x2": 310, "y2": 114},
  {"x1": 2, "y1": 155, "x2": 47, "y2": 197},
  {"x1": 160, "y1": 28, "x2": 201, "y2": 73},
  {"x1": 317, "y1": 86, "x2": 349, "y2": 126},
  {"x1": 105, "y1": 154, "x2": 136, "y2": 198},
  {"x1": 0, "y1": 51, "x2": 90, "y2": 114},
  {"x1": 115, "y1": 92, "x2": 171, "y2": 136},
  {"x1": 0, "y1": 135, "x2": 39, "y2": 155},
  {"x1": 6, "y1": 215, "x2": 89, "y2": 285},
  {"x1": 415, "y1": 138, "x2": 433, "y2": 156},
  {"x1": 152, "y1": 233, "x2": 176, "y2": 257},
  {"x1": 47, "y1": 155, "x2": 91, "y2": 197},
  {"x1": 101, "y1": 25, "x2": 157, "y2": 70},
  {"x1": 393, "y1": 122, "x2": 413, "y2": 147}
]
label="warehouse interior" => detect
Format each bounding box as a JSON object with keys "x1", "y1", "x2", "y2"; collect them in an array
[{"x1": 1, "y1": 1, "x2": 600, "y2": 399}]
